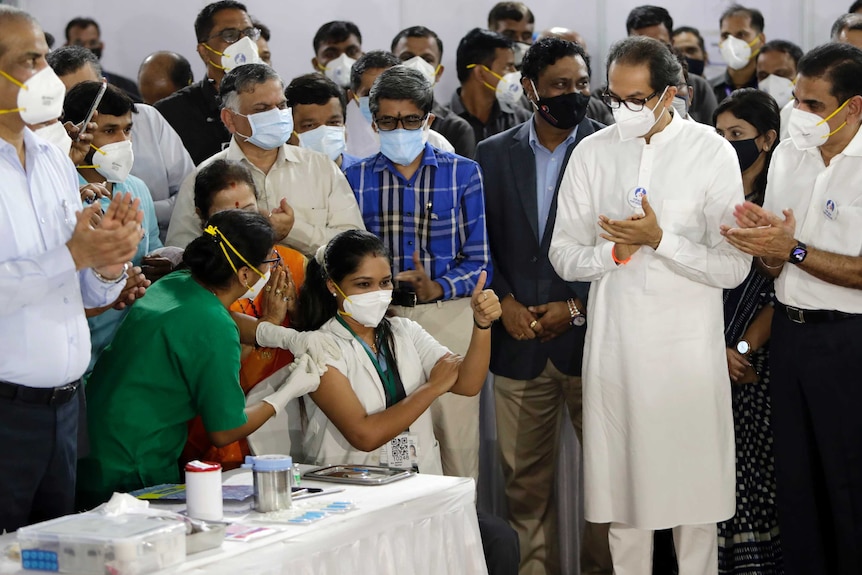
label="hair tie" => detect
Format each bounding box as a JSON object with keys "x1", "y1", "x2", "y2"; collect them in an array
[
  {"x1": 204, "y1": 224, "x2": 220, "y2": 243},
  {"x1": 314, "y1": 244, "x2": 328, "y2": 276}
]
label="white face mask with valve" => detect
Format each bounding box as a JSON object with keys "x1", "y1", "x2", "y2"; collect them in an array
[
  {"x1": 205, "y1": 36, "x2": 261, "y2": 72},
  {"x1": 322, "y1": 53, "x2": 356, "y2": 89},
  {"x1": 494, "y1": 71, "x2": 524, "y2": 114}
]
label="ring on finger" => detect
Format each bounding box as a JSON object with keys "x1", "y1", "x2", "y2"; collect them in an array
[
  {"x1": 529, "y1": 320, "x2": 538, "y2": 329},
  {"x1": 274, "y1": 289, "x2": 282, "y2": 296},
  {"x1": 265, "y1": 286, "x2": 272, "y2": 292}
]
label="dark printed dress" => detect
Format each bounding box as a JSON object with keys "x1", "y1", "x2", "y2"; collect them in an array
[{"x1": 718, "y1": 264, "x2": 783, "y2": 574}]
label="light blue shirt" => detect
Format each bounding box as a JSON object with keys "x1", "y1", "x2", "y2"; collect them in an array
[
  {"x1": 82, "y1": 173, "x2": 163, "y2": 372},
  {"x1": 0, "y1": 129, "x2": 124, "y2": 387},
  {"x1": 528, "y1": 119, "x2": 578, "y2": 241}
]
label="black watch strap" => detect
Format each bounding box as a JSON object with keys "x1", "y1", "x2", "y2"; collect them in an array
[{"x1": 788, "y1": 241, "x2": 808, "y2": 264}]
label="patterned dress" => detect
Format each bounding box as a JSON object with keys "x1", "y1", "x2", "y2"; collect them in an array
[{"x1": 718, "y1": 264, "x2": 783, "y2": 574}]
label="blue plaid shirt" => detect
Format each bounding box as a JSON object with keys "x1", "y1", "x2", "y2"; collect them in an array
[{"x1": 345, "y1": 144, "x2": 492, "y2": 300}]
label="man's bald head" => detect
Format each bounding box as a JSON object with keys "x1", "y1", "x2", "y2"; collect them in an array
[
  {"x1": 537, "y1": 27, "x2": 587, "y2": 52},
  {"x1": 0, "y1": 6, "x2": 39, "y2": 58},
  {"x1": 137, "y1": 51, "x2": 193, "y2": 105}
]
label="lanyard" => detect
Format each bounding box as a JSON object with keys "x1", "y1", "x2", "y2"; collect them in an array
[{"x1": 335, "y1": 316, "x2": 403, "y2": 407}]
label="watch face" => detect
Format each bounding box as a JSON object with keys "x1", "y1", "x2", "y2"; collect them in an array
[
  {"x1": 790, "y1": 246, "x2": 807, "y2": 263},
  {"x1": 736, "y1": 341, "x2": 750, "y2": 355},
  {"x1": 573, "y1": 315, "x2": 586, "y2": 327}
]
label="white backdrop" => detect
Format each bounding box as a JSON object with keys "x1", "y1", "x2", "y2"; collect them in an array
[{"x1": 20, "y1": 0, "x2": 853, "y2": 101}]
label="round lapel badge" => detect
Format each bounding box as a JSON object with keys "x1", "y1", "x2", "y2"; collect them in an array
[{"x1": 823, "y1": 199, "x2": 838, "y2": 220}]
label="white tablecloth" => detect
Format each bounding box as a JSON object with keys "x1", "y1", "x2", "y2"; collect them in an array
[{"x1": 0, "y1": 473, "x2": 488, "y2": 575}]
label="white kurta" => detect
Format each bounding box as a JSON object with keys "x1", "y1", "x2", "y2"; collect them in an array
[
  {"x1": 303, "y1": 316, "x2": 449, "y2": 475},
  {"x1": 549, "y1": 112, "x2": 751, "y2": 529}
]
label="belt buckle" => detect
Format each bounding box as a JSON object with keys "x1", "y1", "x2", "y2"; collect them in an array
[
  {"x1": 406, "y1": 292, "x2": 417, "y2": 307},
  {"x1": 49, "y1": 381, "x2": 77, "y2": 405},
  {"x1": 786, "y1": 306, "x2": 805, "y2": 324}
]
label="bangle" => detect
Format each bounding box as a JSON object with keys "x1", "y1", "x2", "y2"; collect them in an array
[
  {"x1": 473, "y1": 317, "x2": 492, "y2": 330},
  {"x1": 612, "y1": 245, "x2": 631, "y2": 265},
  {"x1": 92, "y1": 262, "x2": 129, "y2": 283},
  {"x1": 759, "y1": 256, "x2": 784, "y2": 270}
]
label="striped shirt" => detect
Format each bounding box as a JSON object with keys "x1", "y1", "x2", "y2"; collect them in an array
[{"x1": 345, "y1": 144, "x2": 492, "y2": 300}]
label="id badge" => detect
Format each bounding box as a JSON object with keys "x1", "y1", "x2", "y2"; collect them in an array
[{"x1": 379, "y1": 432, "x2": 420, "y2": 471}]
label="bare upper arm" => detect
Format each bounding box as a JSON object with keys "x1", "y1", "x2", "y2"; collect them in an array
[{"x1": 309, "y1": 366, "x2": 372, "y2": 442}]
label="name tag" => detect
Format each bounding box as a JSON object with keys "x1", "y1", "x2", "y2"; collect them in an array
[
  {"x1": 379, "y1": 431, "x2": 420, "y2": 471},
  {"x1": 823, "y1": 199, "x2": 838, "y2": 221},
  {"x1": 628, "y1": 187, "x2": 647, "y2": 216}
]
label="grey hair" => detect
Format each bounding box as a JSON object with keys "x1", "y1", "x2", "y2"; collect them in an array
[
  {"x1": 369, "y1": 65, "x2": 433, "y2": 117},
  {"x1": 606, "y1": 36, "x2": 682, "y2": 94},
  {"x1": 219, "y1": 63, "x2": 282, "y2": 111},
  {"x1": 831, "y1": 13, "x2": 862, "y2": 41}
]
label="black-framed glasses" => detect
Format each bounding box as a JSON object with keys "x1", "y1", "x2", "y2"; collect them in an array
[
  {"x1": 207, "y1": 26, "x2": 260, "y2": 44},
  {"x1": 261, "y1": 249, "x2": 282, "y2": 267},
  {"x1": 602, "y1": 89, "x2": 660, "y2": 112},
  {"x1": 374, "y1": 114, "x2": 428, "y2": 131}
]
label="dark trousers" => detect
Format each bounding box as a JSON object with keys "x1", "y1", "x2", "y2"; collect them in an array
[
  {"x1": 770, "y1": 312, "x2": 862, "y2": 575},
  {"x1": 478, "y1": 511, "x2": 521, "y2": 575},
  {"x1": 0, "y1": 386, "x2": 78, "y2": 533}
]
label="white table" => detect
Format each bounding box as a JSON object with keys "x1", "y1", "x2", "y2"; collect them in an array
[{"x1": 0, "y1": 473, "x2": 488, "y2": 575}]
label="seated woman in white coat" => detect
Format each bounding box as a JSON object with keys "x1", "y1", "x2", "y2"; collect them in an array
[{"x1": 298, "y1": 230, "x2": 500, "y2": 473}]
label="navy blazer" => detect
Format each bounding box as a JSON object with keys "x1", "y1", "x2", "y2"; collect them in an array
[{"x1": 475, "y1": 116, "x2": 603, "y2": 380}]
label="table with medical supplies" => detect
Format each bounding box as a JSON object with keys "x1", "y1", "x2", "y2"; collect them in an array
[{"x1": 0, "y1": 471, "x2": 487, "y2": 575}]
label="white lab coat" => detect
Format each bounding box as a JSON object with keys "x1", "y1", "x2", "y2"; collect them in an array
[
  {"x1": 549, "y1": 112, "x2": 751, "y2": 529},
  {"x1": 303, "y1": 316, "x2": 448, "y2": 474}
]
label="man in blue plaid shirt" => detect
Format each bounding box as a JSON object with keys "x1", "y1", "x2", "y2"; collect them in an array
[{"x1": 344, "y1": 66, "x2": 493, "y2": 480}]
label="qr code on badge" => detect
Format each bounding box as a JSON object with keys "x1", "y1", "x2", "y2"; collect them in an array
[{"x1": 390, "y1": 435, "x2": 409, "y2": 465}]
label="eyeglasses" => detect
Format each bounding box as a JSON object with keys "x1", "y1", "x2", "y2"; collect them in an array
[
  {"x1": 207, "y1": 26, "x2": 260, "y2": 44},
  {"x1": 602, "y1": 89, "x2": 660, "y2": 112},
  {"x1": 374, "y1": 114, "x2": 428, "y2": 131},
  {"x1": 261, "y1": 249, "x2": 282, "y2": 267}
]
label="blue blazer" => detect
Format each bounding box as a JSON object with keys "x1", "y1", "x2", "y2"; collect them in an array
[{"x1": 475, "y1": 116, "x2": 603, "y2": 380}]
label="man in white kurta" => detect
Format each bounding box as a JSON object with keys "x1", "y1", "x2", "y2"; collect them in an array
[{"x1": 548, "y1": 36, "x2": 750, "y2": 574}]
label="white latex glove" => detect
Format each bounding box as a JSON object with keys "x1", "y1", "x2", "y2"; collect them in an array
[
  {"x1": 256, "y1": 322, "x2": 341, "y2": 371},
  {"x1": 260, "y1": 355, "x2": 321, "y2": 415}
]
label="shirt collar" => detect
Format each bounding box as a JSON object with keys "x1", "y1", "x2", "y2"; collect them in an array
[
  {"x1": 224, "y1": 137, "x2": 297, "y2": 165},
  {"x1": 642, "y1": 107, "x2": 683, "y2": 145},
  {"x1": 1, "y1": 128, "x2": 51, "y2": 162},
  {"x1": 528, "y1": 117, "x2": 578, "y2": 154},
  {"x1": 838, "y1": 124, "x2": 862, "y2": 157},
  {"x1": 371, "y1": 141, "x2": 438, "y2": 174},
  {"x1": 451, "y1": 87, "x2": 503, "y2": 124}
]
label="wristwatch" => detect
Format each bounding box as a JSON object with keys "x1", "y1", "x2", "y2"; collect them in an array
[
  {"x1": 788, "y1": 242, "x2": 808, "y2": 264},
  {"x1": 567, "y1": 298, "x2": 586, "y2": 327},
  {"x1": 736, "y1": 340, "x2": 751, "y2": 355}
]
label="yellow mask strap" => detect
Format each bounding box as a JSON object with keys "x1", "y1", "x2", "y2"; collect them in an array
[
  {"x1": 0, "y1": 70, "x2": 26, "y2": 115},
  {"x1": 201, "y1": 44, "x2": 227, "y2": 70},
  {"x1": 76, "y1": 144, "x2": 105, "y2": 170},
  {"x1": 819, "y1": 98, "x2": 851, "y2": 126},
  {"x1": 203, "y1": 224, "x2": 266, "y2": 286},
  {"x1": 467, "y1": 64, "x2": 502, "y2": 93},
  {"x1": 331, "y1": 281, "x2": 353, "y2": 316}
]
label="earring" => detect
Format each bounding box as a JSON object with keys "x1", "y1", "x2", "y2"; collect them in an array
[{"x1": 331, "y1": 292, "x2": 337, "y2": 297}]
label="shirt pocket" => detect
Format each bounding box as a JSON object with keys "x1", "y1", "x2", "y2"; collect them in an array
[
  {"x1": 816, "y1": 206, "x2": 862, "y2": 256},
  {"x1": 294, "y1": 206, "x2": 327, "y2": 228}
]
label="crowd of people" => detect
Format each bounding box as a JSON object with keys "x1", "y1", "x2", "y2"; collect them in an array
[{"x1": 2, "y1": 1, "x2": 862, "y2": 574}]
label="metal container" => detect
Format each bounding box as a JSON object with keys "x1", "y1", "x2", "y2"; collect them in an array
[{"x1": 244, "y1": 455, "x2": 293, "y2": 512}]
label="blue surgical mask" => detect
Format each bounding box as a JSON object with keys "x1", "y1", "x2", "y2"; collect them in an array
[
  {"x1": 357, "y1": 96, "x2": 373, "y2": 124},
  {"x1": 235, "y1": 107, "x2": 293, "y2": 150},
  {"x1": 377, "y1": 121, "x2": 429, "y2": 166},
  {"x1": 298, "y1": 125, "x2": 346, "y2": 161}
]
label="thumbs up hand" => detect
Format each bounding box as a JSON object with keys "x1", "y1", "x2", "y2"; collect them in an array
[{"x1": 470, "y1": 270, "x2": 501, "y2": 328}]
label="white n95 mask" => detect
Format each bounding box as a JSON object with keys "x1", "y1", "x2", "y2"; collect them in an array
[
  {"x1": 612, "y1": 87, "x2": 668, "y2": 141},
  {"x1": 90, "y1": 140, "x2": 134, "y2": 183},
  {"x1": 298, "y1": 125, "x2": 346, "y2": 161},
  {"x1": 34, "y1": 120, "x2": 73, "y2": 156},
  {"x1": 758, "y1": 74, "x2": 795, "y2": 108},
  {"x1": 719, "y1": 35, "x2": 758, "y2": 70},
  {"x1": 788, "y1": 100, "x2": 850, "y2": 150},
  {"x1": 402, "y1": 56, "x2": 438, "y2": 86},
  {"x1": 0, "y1": 66, "x2": 66, "y2": 124},
  {"x1": 340, "y1": 289, "x2": 393, "y2": 328},
  {"x1": 495, "y1": 71, "x2": 524, "y2": 114},
  {"x1": 205, "y1": 36, "x2": 261, "y2": 72},
  {"x1": 323, "y1": 53, "x2": 356, "y2": 89}
]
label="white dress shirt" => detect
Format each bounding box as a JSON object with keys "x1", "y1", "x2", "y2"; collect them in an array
[
  {"x1": 165, "y1": 139, "x2": 365, "y2": 255},
  {"x1": 763, "y1": 126, "x2": 862, "y2": 313},
  {"x1": 129, "y1": 104, "x2": 194, "y2": 238},
  {"x1": 0, "y1": 130, "x2": 124, "y2": 387}
]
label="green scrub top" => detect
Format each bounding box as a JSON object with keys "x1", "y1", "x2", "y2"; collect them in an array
[{"x1": 77, "y1": 271, "x2": 247, "y2": 508}]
